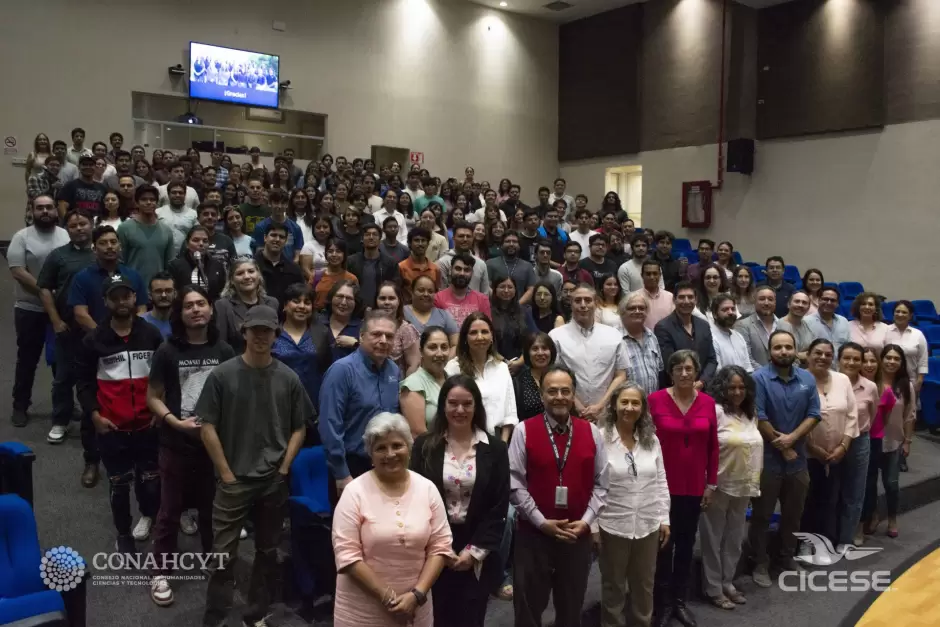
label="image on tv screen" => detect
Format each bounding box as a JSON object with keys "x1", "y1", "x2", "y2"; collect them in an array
[{"x1": 189, "y1": 42, "x2": 280, "y2": 108}]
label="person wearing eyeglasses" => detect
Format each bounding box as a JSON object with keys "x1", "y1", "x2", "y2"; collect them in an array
[
  {"x1": 648, "y1": 350, "x2": 718, "y2": 627},
  {"x1": 593, "y1": 382, "x2": 669, "y2": 627}
]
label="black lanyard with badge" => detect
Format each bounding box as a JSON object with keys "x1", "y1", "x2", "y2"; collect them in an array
[{"x1": 544, "y1": 416, "x2": 573, "y2": 509}]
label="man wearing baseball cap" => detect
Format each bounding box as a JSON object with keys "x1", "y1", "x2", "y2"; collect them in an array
[
  {"x1": 196, "y1": 304, "x2": 312, "y2": 627},
  {"x1": 75, "y1": 272, "x2": 165, "y2": 555}
]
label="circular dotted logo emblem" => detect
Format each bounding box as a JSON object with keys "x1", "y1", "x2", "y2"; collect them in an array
[{"x1": 40, "y1": 546, "x2": 85, "y2": 591}]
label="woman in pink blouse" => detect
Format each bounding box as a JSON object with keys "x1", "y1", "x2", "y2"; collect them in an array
[
  {"x1": 802, "y1": 340, "x2": 858, "y2": 551},
  {"x1": 837, "y1": 342, "x2": 879, "y2": 548},
  {"x1": 848, "y1": 292, "x2": 889, "y2": 355},
  {"x1": 648, "y1": 350, "x2": 719, "y2": 627},
  {"x1": 410, "y1": 374, "x2": 510, "y2": 627},
  {"x1": 862, "y1": 345, "x2": 915, "y2": 538},
  {"x1": 373, "y1": 281, "x2": 421, "y2": 378},
  {"x1": 332, "y1": 413, "x2": 454, "y2": 627}
]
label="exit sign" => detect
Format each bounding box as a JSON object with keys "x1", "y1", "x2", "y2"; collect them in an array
[{"x1": 409, "y1": 151, "x2": 424, "y2": 164}]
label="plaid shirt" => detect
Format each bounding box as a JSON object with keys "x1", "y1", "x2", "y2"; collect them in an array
[
  {"x1": 27, "y1": 169, "x2": 59, "y2": 200},
  {"x1": 215, "y1": 166, "x2": 229, "y2": 188},
  {"x1": 622, "y1": 326, "x2": 663, "y2": 396}
]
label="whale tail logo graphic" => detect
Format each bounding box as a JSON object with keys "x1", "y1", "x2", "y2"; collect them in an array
[{"x1": 793, "y1": 532, "x2": 883, "y2": 566}]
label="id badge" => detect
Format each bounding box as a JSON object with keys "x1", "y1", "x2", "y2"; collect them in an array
[{"x1": 555, "y1": 486, "x2": 569, "y2": 509}]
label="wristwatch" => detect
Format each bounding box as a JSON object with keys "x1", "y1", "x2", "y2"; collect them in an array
[{"x1": 410, "y1": 588, "x2": 428, "y2": 606}]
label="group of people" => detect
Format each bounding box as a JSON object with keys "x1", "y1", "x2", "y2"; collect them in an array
[{"x1": 7, "y1": 131, "x2": 923, "y2": 627}]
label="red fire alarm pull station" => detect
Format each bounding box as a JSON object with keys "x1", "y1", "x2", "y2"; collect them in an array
[{"x1": 682, "y1": 181, "x2": 713, "y2": 229}]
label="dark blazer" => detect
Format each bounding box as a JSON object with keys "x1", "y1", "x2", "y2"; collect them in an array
[
  {"x1": 410, "y1": 431, "x2": 510, "y2": 593},
  {"x1": 168, "y1": 252, "x2": 227, "y2": 302},
  {"x1": 346, "y1": 251, "x2": 403, "y2": 287},
  {"x1": 654, "y1": 311, "x2": 718, "y2": 388}
]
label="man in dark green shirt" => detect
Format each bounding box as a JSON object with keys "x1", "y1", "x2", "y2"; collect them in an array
[{"x1": 237, "y1": 176, "x2": 270, "y2": 235}]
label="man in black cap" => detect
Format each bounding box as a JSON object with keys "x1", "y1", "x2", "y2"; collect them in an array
[
  {"x1": 197, "y1": 304, "x2": 312, "y2": 627},
  {"x1": 75, "y1": 274, "x2": 165, "y2": 554}
]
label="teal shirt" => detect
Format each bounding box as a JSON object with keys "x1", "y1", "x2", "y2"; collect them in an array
[
  {"x1": 117, "y1": 219, "x2": 176, "y2": 288},
  {"x1": 413, "y1": 194, "x2": 444, "y2": 215},
  {"x1": 400, "y1": 367, "x2": 443, "y2": 429}
]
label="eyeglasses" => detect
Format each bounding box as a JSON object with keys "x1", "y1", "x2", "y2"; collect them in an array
[{"x1": 624, "y1": 451, "x2": 637, "y2": 477}]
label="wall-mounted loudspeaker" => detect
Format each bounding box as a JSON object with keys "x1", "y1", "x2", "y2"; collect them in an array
[{"x1": 726, "y1": 138, "x2": 754, "y2": 175}]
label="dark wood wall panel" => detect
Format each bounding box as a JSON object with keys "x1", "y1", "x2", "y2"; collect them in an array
[
  {"x1": 885, "y1": 0, "x2": 940, "y2": 124},
  {"x1": 558, "y1": 5, "x2": 641, "y2": 162},
  {"x1": 757, "y1": 0, "x2": 884, "y2": 140}
]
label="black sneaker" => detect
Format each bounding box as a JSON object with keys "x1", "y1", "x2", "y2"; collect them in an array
[
  {"x1": 115, "y1": 534, "x2": 136, "y2": 556},
  {"x1": 11, "y1": 409, "x2": 28, "y2": 428}
]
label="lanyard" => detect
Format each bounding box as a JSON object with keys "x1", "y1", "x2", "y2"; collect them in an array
[{"x1": 544, "y1": 415, "x2": 574, "y2": 485}]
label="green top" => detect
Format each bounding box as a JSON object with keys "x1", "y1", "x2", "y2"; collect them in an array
[
  {"x1": 116, "y1": 219, "x2": 176, "y2": 288},
  {"x1": 195, "y1": 357, "x2": 313, "y2": 479},
  {"x1": 400, "y1": 367, "x2": 443, "y2": 429},
  {"x1": 237, "y1": 202, "x2": 271, "y2": 235}
]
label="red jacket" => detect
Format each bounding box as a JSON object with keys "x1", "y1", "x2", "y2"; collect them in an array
[{"x1": 76, "y1": 317, "x2": 164, "y2": 430}]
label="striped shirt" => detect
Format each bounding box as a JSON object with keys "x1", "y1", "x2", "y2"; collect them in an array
[{"x1": 621, "y1": 326, "x2": 663, "y2": 396}]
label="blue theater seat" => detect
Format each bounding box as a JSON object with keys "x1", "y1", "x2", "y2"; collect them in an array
[
  {"x1": 0, "y1": 495, "x2": 67, "y2": 626},
  {"x1": 839, "y1": 282, "x2": 864, "y2": 303},
  {"x1": 920, "y1": 380, "x2": 940, "y2": 427},
  {"x1": 673, "y1": 238, "x2": 692, "y2": 253},
  {"x1": 912, "y1": 300, "x2": 939, "y2": 324},
  {"x1": 882, "y1": 301, "x2": 897, "y2": 323},
  {"x1": 783, "y1": 265, "x2": 801, "y2": 284}
]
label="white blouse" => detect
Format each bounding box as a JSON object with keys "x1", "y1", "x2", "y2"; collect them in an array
[
  {"x1": 300, "y1": 238, "x2": 328, "y2": 272},
  {"x1": 715, "y1": 406, "x2": 763, "y2": 498},
  {"x1": 445, "y1": 357, "x2": 518, "y2": 435},
  {"x1": 595, "y1": 431, "x2": 670, "y2": 540}
]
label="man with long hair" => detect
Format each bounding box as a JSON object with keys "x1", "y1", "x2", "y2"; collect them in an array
[{"x1": 146, "y1": 286, "x2": 236, "y2": 607}]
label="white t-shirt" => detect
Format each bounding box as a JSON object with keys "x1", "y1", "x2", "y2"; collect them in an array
[
  {"x1": 300, "y1": 239, "x2": 328, "y2": 271},
  {"x1": 156, "y1": 205, "x2": 198, "y2": 249},
  {"x1": 444, "y1": 357, "x2": 518, "y2": 434},
  {"x1": 157, "y1": 183, "x2": 200, "y2": 210},
  {"x1": 569, "y1": 229, "x2": 597, "y2": 260}
]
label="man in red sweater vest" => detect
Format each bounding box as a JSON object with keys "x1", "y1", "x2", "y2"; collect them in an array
[{"x1": 508, "y1": 365, "x2": 609, "y2": 627}]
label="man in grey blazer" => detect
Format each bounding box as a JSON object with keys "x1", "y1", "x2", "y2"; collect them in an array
[{"x1": 734, "y1": 285, "x2": 778, "y2": 368}]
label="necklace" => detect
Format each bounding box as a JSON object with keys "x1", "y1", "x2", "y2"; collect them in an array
[{"x1": 503, "y1": 255, "x2": 518, "y2": 277}]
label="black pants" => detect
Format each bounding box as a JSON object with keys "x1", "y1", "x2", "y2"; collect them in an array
[
  {"x1": 433, "y1": 523, "x2": 491, "y2": 627},
  {"x1": 513, "y1": 524, "x2": 593, "y2": 627},
  {"x1": 13, "y1": 308, "x2": 48, "y2": 412},
  {"x1": 802, "y1": 458, "x2": 844, "y2": 543},
  {"x1": 863, "y1": 437, "x2": 901, "y2": 520},
  {"x1": 98, "y1": 427, "x2": 161, "y2": 535},
  {"x1": 52, "y1": 330, "x2": 99, "y2": 463},
  {"x1": 204, "y1": 475, "x2": 288, "y2": 627},
  {"x1": 655, "y1": 495, "x2": 702, "y2": 607}
]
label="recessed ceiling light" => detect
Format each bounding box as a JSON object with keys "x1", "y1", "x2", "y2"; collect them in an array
[{"x1": 499, "y1": 1, "x2": 508, "y2": 6}]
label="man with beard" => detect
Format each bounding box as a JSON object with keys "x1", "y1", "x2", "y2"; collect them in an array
[
  {"x1": 104, "y1": 150, "x2": 145, "y2": 192},
  {"x1": 436, "y1": 221, "x2": 489, "y2": 293},
  {"x1": 197, "y1": 304, "x2": 311, "y2": 627},
  {"x1": 509, "y1": 365, "x2": 609, "y2": 627},
  {"x1": 254, "y1": 222, "x2": 304, "y2": 308},
  {"x1": 38, "y1": 211, "x2": 96, "y2": 454},
  {"x1": 75, "y1": 275, "x2": 164, "y2": 554},
  {"x1": 549, "y1": 284, "x2": 627, "y2": 422},
  {"x1": 157, "y1": 163, "x2": 200, "y2": 211},
  {"x1": 605, "y1": 230, "x2": 630, "y2": 269},
  {"x1": 748, "y1": 330, "x2": 821, "y2": 588},
  {"x1": 8, "y1": 196, "x2": 70, "y2": 428},
  {"x1": 558, "y1": 242, "x2": 593, "y2": 288},
  {"x1": 654, "y1": 281, "x2": 717, "y2": 389},
  {"x1": 399, "y1": 227, "x2": 441, "y2": 303},
  {"x1": 651, "y1": 231, "x2": 684, "y2": 293},
  {"x1": 709, "y1": 294, "x2": 754, "y2": 372},
  {"x1": 805, "y1": 286, "x2": 851, "y2": 358},
  {"x1": 434, "y1": 252, "x2": 491, "y2": 329},
  {"x1": 147, "y1": 286, "x2": 236, "y2": 608},
  {"x1": 140, "y1": 272, "x2": 176, "y2": 339},
  {"x1": 486, "y1": 231, "x2": 537, "y2": 305},
  {"x1": 156, "y1": 182, "x2": 198, "y2": 250}
]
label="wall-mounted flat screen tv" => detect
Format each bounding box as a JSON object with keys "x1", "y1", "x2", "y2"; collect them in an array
[{"x1": 189, "y1": 42, "x2": 280, "y2": 109}]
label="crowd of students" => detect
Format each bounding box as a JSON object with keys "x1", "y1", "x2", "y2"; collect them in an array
[{"x1": 6, "y1": 129, "x2": 924, "y2": 627}]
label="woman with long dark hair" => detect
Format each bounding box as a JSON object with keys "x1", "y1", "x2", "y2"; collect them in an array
[
  {"x1": 595, "y1": 274, "x2": 624, "y2": 333},
  {"x1": 530, "y1": 281, "x2": 565, "y2": 333},
  {"x1": 730, "y1": 266, "x2": 756, "y2": 318},
  {"x1": 373, "y1": 281, "x2": 421, "y2": 377},
  {"x1": 863, "y1": 344, "x2": 915, "y2": 538},
  {"x1": 168, "y1": 225, "x2": 227, "y2": 301},
  {"x1": 288, "y1": 188, "x2": 315, "y2": 242},
  {"x1": 595, "y1": 382, "x2": 668, "y2": 627},
  {"x1": 714, "y1": 241, "x2": 736, "y2": 280},
  {"x1": 695, "y1": 263, "x2": 730, "y2": 320},
  {"x1": 488, "y1": 275, "x2": 536, "y2": 369},
  {"x1": 444, "y1": 312, "x2": 518, "y2": 441},
  {"x1": 700, "y1": 366, "x2": 761, "y2": 609},
  {"x1": 511, "y1": 332, "x2": 556, "y2": 421},
  {"x1": 410, "y1": 375, "x2": 510, "y2": 627},
  {"x1": 299, "y1": 215, "x2": 335, "y2": 282},
  {"x1": 223, "y1": 206, "x2": 253, "y2": 257},
  {"x1": 134, "y1": 159, "x2": 155, "y2": 185},
  {"x1": 318, "y1": 279, "x2": 363, "y2": 362},
  {"x1": 98, "y1": 190, "x2": 126, "y2": 229},
  {"x1": 495, "y1": 178, "x2": 512, "y2": 205},
  {"x1": 802, "y1": 268, "x2": 825, "y2": 316}
]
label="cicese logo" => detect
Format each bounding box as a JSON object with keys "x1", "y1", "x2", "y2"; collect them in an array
[{"x1": 779, "y1": 533, "x2": 891, "y2": 593}]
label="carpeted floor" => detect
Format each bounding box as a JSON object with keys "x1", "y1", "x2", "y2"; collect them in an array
[{"x1": 2, "y1": 268, "x2": 940, "y2": 626}]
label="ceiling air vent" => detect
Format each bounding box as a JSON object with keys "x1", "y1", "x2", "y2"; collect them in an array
[{"x1": 543, "y1": 1, "x2": 573, "y2": 10}]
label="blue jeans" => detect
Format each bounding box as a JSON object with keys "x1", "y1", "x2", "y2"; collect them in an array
[
  {"x1": 839, "y1": 432, "x2": 870, "y2": 545},
  {"x1": 863, "y1": 437, "x2": 900, "y2": 521},
  {"x1": 498, "y1": 505, "x2": 516, "y2": 584}
]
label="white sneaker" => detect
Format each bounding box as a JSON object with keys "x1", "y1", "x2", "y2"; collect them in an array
[
  {"x1": 240, "y1": 527, "x2": 248, "y2": 540},
  {"x1": 47, "y1": 424, "x2": 69, "y2": 444},
  {"x1": 243, "y1": 614, "x2": 272, "y2": 627},
  {"x1": 150, "y1": 575, "x2": 174, "y2": 606},
  {"x1": 133, "y1": 516, "x2": 154, "y2": 541},
  {"x1": 180, "y1": 510, "x2": 198, "y2": 535}
]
